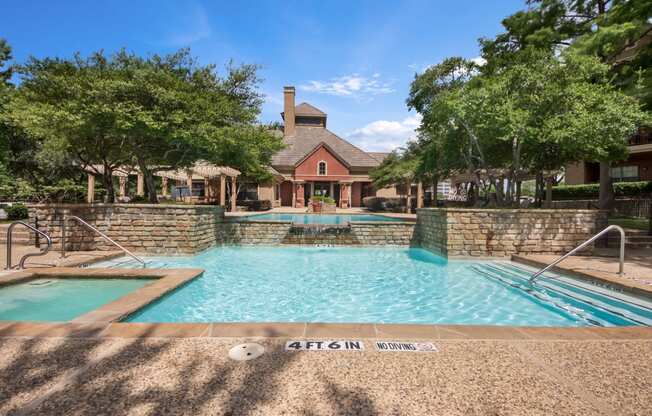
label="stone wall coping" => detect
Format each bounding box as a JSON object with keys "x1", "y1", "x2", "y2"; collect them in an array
[
  {"x1": 27, "y1": 203, "x2": 224, "y2": 210},
  {"x1": 416, "y1": 207, "x2": 607, "y2": 214}
]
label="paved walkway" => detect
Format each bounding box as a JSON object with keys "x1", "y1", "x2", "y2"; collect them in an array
[{"x1": 0, "y1": 331, "x2": 650, "y2": 415}]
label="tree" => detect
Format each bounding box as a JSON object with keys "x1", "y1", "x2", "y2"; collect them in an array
[
  {"x1": 5, "y1": 49, "x2": 283, "y2": 203},
  {"x1": 480, "y1": 0, "x2": 652, "y2": 210},
  {"x1": 370, "y1": 143, "x2": 421, "y2": 213},
  {"x1": 408, "y1": 51, "x2": 645, "y2": 207}
]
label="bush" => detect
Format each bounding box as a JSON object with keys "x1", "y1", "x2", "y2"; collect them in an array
[
  {"x1": 5, "y1": 203, "x2": 28, "y2": 220},
  {"x1": 311, "y1": 195, "x2": 336, "y2": 204},
  {"x1": 552, "y1": 181, "x2": 652, "y2": 200},
  {"x1": 239, "y1": 199, "x2": 272, "y2": 211},
  {"x1": 362, "y1": 196, "x2": 408, "y2": 212},
  {"x1": 129, "y1": 195, "x2": 149, "y2": 203}
]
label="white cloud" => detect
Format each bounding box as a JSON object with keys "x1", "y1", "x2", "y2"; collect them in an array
[
  {"x1": 299, "y1": 74, "x2": 394, "y2": 98},
  {"x1": 471, "y1": 56, "x2": 487, "y2": 66},
  {"x1": 165, "y1": 3, "x2": 212, "y2": 46},
  {"x1": 345, "y1": 115, "x2": 421, "y2": 152}
]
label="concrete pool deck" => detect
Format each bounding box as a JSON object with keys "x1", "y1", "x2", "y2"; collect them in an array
[{"x1": 0, "y1": 323, "x2": 650, "y2": 415}]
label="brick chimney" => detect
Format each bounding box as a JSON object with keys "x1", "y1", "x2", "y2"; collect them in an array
[{"x1": 283, "y1": 86, "x2": 296, "y2": 137}]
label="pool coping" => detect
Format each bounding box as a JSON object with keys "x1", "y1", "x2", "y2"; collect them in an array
[
  {"x1": 0, "y1": 320, "x2": 650, "y2": 340},
  {"x1": 0, "y1": 267, "x2": 204, "y2": 324},
  {"x1": 511, "y1": 255, "x2": 652, "y2": 298}
]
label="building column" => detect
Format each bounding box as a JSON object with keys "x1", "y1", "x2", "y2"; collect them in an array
[
  {"x1": 417, "y1": 181, "x2": 424, "y2": 209},
  {"x1": 329, "y1": 182, "x2": 334, "y2": 198},
  {"x1": 220, "y1": 175, "x2": 226, "y2": 206},
  {"x1": 339, "y1": 182, "x2": 351, "y2": 208},
  {"x1": 186, "y1": 171, "x2": 193, "y2": 202},
  {"x1": 291, "y1": 181, "x2": 296, "y2": 207},
  {"x1": 87, "y1": 174, "x2": 95, "y2": 203},
  {"x1": 161, "y1": 177, "x2": 168, "y2": 197},
  {"x1": 231, "y1": 176, "x2": 237, "y2": 212},
  {"x1": 119, "y1": 176, "x2": 127, "y2": 198},
  {"x1": 295, "y1": 181, "x2": 305, "y2": 208},
  {"x1": 136, "y1": 174, "x2": 144, "y2": 196}
]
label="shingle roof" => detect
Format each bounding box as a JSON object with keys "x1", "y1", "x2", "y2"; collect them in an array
[
  {"x1": 295, "y1": 102, "x2": 326, "y2": 117},
  {"x1": 368, "y1": 152, "x2": 390, "y2": 163},
  {"x1": 271, "y1": 126, "x2": 381, "y2": 168}
]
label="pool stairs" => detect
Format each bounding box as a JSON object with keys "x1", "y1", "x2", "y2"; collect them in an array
[{"x1": 471, "y1": 262, "x2": 652, "y2": 326}]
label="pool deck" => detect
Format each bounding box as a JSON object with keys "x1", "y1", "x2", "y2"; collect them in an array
[
  {"x1": 513, "y1": 248, "x2": 652, "y2": 296},
  {"x1": 0, "y1": 321, "x2": 650, "y2": 415}
]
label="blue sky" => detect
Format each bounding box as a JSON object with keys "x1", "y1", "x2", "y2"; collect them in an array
[{"x1": 1, "y1": 0, "x2": 526, "y2": 151}]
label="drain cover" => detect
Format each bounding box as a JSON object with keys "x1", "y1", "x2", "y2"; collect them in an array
[{"x1": 228, "y1": 343, "x2": 265, "y2": 361}]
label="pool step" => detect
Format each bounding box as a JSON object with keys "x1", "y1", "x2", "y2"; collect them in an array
[{"x1": 472, "y1": 262, "x2": 652, "y2": 326}]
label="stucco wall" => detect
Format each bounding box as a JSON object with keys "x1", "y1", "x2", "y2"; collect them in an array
[
  {"x1": 416, "y1": 208, "x2": 608, "y2": 257},
  {"x1": 28, "y1": 204, "x2": 225, "y2": 255}
]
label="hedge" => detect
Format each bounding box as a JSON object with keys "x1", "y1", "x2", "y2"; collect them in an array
[
  {"x1": 552, "y1": 181, "x2": 652, "y2": 200},
  {"x1": 5, "y1": 203, "x2": 29, "y2": 220}
]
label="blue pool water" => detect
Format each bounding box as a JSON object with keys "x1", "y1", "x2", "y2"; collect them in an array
[
  {"x1": 95, "y1": 247, "x2": 652, "y2": 327},
  {"x1": 239, "y1": 213, "x2": 404, "y2": 224},
  {"x1": 0, "y1": 278, "x2": 153, "y2": 321}
]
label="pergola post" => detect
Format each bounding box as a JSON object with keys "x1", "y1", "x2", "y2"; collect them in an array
[
  {"x1": 417, "y1": 181, "x2": 424, "y2": 209},
  {"x1": 161, "y1": 177, "x2": 168, "y2": 197},
  {"x1": 220, "y1": 175, "x2": 226, "y2": 206},
  {"x1": 119, "y1": 176, "x2": 127, "y2": 198},
  {"x1": 87, "y1": 174, "x2": 95, "y2": 203},
  {"x1": 137, "y1": 174, "x2": 144, "y2": 196},
  {"x1": 186, "y1": 171, "x2": 193, "y2": 202},
  {"x1": 231, "y1": 176, "x2": 237, "y2": 212},
  {"x1": 203, "y1": 178, "x2": 209, "y2": 201}
]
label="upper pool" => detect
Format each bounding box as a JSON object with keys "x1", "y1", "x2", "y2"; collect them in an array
[
  {"x1": 238, "y1": 213, "x2": 405, "y2": 224},
  {"x1": 94, "y1": 247, "x2": 652, "y2": 327}
]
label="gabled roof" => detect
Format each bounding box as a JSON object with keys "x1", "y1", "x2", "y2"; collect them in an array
[
  {"x1": 295, "y1": 102, "x2": 326, "y2": 117},
  {"x1": 271, "y1": 126, "x2": 381, "y2": 168}
]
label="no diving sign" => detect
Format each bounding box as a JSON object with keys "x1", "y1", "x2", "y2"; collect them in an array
[
  {"x1": 375, "y1": 341, "x2": 438, "y2": 352},
  {"x1": 285, "y1": 340, "x2": 364, "y2": 351}
]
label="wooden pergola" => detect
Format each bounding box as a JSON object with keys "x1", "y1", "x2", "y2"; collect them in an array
[{"x1": 83, "y1": 162, "x2": 241, "y2": 210}]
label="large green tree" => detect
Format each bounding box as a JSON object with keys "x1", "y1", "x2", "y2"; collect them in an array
[
  {"x1": 408, "y1": 51, "x2": 645, "y2": 207},
  {"x1": 480, "y1": 0, "x2": 652, "y2": 209},
  {"x1": 5, "y1": 49, "x2": 282, "y2": 203}
]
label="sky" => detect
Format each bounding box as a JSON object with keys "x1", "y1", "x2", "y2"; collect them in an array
[{"x1": 1, "y1": 0, "x2": 527, "y2": 152}]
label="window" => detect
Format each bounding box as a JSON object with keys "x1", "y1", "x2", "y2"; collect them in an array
[
  {"x1": 236, "y1": 182, "x2": 258, "y2": 201},
  {"x1": 318, "y1": 161, "x2": 327, "y2": 175},
  {"x1": 610, "y1": 165, "x2": 639, "y2": 182}
]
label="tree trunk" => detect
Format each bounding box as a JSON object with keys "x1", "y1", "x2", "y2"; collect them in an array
[
  {"x1": 515, "y1": 181, "x2": 522, "y2": 207},
  {"x1": 545, "y1": 178, "x2": 553, "y2": 208},
  {"x1": 534, "y1": 171, "x2": 543, "y2": 207},
  {"x1": 432, "y1": 177, "x2": 438, "y2": 207},
  {"x1": 137, "y1": 158, "x2": 159, "y2": 204},
  {"x1": 101, "y1": 164, "x2": 115, "y2": 203},
  {"x1": 598, "y1": 161, "x2": 614, "y2": 212}
]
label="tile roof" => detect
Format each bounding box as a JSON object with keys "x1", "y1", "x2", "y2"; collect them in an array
[{"x1": 271, "y1": 126, "x2": 381, "y2": 168}]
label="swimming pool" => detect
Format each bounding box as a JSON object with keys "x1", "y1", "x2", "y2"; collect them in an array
[
  {"x1": 238, "y1": 213, "x2": 404, "y2": 224},
  {"x1": 95, "y1": 247, "x2": 652, "y2": 327},
  {"x1": 0, "y1": 278, "x2": 153, "y2": 321}
]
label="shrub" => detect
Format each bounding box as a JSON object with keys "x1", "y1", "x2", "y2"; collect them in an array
[
  {"x1": 311, "y1": 195, "x2": 336, "y2": 204},
  {"x1": 362, "y1": 196, "x2": 407, "y2": 212},
  {"x1": 129, "y1": 195, "x2": 149, "y2": 203},
  {"x1": 552, "y1": 181, "x2": 652, "y2": 200},
  {"x1": 5, "y1": 203, "x2": 28, "y2": 220},
  {"x1": 240, "y1": 199, "x2": 272, "y2": 211}
]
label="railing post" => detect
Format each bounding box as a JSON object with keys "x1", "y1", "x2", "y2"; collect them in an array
[{"x1": 5, "y1": 223, "x2": 13, "y2": 270}]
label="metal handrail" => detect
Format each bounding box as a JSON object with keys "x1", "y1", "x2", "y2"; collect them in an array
[
  {"x1": 64, "y1": 215, "x2": 146, "y2": 267},
  {"x1": 529, "y1": 225, "x2": 625, "y2": 283},
  {"x1": 5, "y1": 221, "x2": 53, "y2": 270}
]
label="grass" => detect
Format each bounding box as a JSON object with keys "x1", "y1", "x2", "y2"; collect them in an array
[{"x1": 608, "y1": 216, "x2": 650, "y2": 231}]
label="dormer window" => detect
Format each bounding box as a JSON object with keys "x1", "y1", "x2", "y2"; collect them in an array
[{"x1": 318, "y1": 161, "x2": 327, "y2": 175}]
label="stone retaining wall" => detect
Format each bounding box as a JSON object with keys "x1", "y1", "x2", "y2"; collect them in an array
[
  {"x1": 28, "y1": 204, "x2": 225, "y2": 254},
  {"x1": 416, "y1": 208, "x2": 608, "y2": 257},
  {"x1": 217, "y1": 221, "x2": 416, "y2": 246}
]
